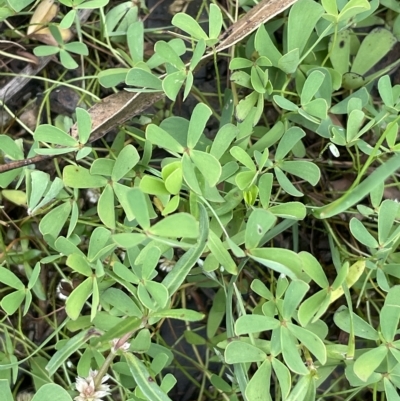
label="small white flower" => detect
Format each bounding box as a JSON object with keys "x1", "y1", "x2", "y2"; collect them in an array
[
  {"x1": 158, "y1": 257, "x2": 176, "y2": 272},
  {"x1": 329, "y1": 143, "x2": 340, "y2": 158},
  {"x1": 74, "y1": 369, "x2": 110, "y2": 401},
  {"x1": 111, "y1": 338, "x2": 130, "y2": 353}
]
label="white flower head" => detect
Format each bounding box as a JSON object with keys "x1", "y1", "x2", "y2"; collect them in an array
[
  {"x1": 74, "y1": 369, "x2": 110, "y2": 401},
  {"x1": 111, "y1": 338, "x2": 130, "y2": 353}
]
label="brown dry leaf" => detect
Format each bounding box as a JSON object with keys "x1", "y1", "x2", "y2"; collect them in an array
[
  {"x1": 215, "y1": 0, "x2": 298, "y2": 53},
  {"x1": 16, "y1": 51, "x2": 39, "y2": 64},
  {"x1": 168, "y1": 0, "x2": 190, "y2": 15},
  {"x1": 31, "y1": 27, "x2": 73, "y2": 46},
  {"x1": 27, "y1": 0, "x2": 58, "y2": 35}
]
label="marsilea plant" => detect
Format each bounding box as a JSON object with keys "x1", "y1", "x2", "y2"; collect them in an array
[{"x1": 1, "y1": 0, "x2": 400, "y2": 400}]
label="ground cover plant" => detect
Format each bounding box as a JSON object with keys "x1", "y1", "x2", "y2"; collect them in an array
[{"x1": 1, "y1": 0, "x2": 400, "y2": 400}]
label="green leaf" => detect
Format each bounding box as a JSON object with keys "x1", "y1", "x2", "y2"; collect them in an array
[
  {"x1": 275, "y1": 127, "x2": 305, "y2": 160},
  {"x1": 209, "y1": 124, "x2": 237, "y2": 160},
  {"x1": 245, "y1": 209, "x2": 276, "y2": 250},
  {"x1": 151, "y1": 308, "x2": 204, "y2": 321},
  {"x1": 235, "y1": 314, "x2": 279, "y2": 335},
  {"x1": 46, "y1": 328, "x2": 99, "y2": 376},
  {"x1": 59, "y1": 50, "x2": 78, "y2": 69},
  {"x1": 2, "y1": 290, "x2": 25, "y2": 315},
  {"x1": 39, "y1": 201, "x2": 71, "y2": 241},
  {"x1": 34, "y1": 46, "x2": 60, "y2": 57},
  {"x1": 282, "y1": 280, "x2": 309, "y2": 320},
  {"x1": 301, "y1": 70, "x2": 325, "y2": 105},
  {"x1": 378, "y1": 75, "x2": 393, "y2": 107},
  {"x1": 333, "y1": 306, "x2": 379, "y2": 340},
  {"x1": 149, "y1": 213, "x2": 199, "y2": 238},
  {"x1": 384, "y1": 378, "x2": 400, "y2": 401},
  {"x1": 287, "y1": 323, "x2": 326, "y2": 364},
  {"x1": 0, "y1": 266, "x2": 24, "y2": 289},
  {"x1": 112, "y1": 144, "x2": 140, "y2": 181},
  {"x1": 251, "y1": 65, "x2": 267, "y2": 94},
  {"x1": 31, "y1": 383, "x2": 73, "y2": 401},
  {"x1": 280, "y1": 161, "x2": 320, "y2": 186},
  {"x1": 68, "y1": 119, "x2": 90, "y2": 149},
  {"x1": 288, "y1": 0, "x2": 324, "y2": 55},
  {"x1": 230, "y1": 146, "x2": 256, "y2": 171},
  {"x1": 236, "y1": 91, "x2": 258, "y2": 122},
  {"x1": 272, "y1": 358, "x2": 291, "y2": 398},
  {"x1": 278, "y1": 49, "x2": 300, "y2": 74},
  {"x1": 162, "y1": 70, "x2": 186, "y2": 101},
  {"x1": 65, "y1": 277, "x2": 93, "y2": 320},
  {"x1": 346, "y1": 109, "x2": 364, "y2": 143},
  {"x1": 28, "y1": 170, "x2": 49, "y2": 212},
  {"x1": 182, "y1": 153, "x2": 201, "y2": 193},
  {"x1": 127, "y1": 188, "x2": 150, "y2": 229},
  {"x1": 353, "y1": 346, "x2": 388, "y2": 382},
  {"x1": 88, "y1": 227, "x2": 112, "y2": 262},
  {"x1": 63, "y1": 166, "x2": 108, "y2": 188},
  {"x1": 298, "y1": 290, "x2": 330, "y2": 327},
  {"x1": 190, "y1": 39, "x2": 206, "y2": 71},
  {"x1": 329, "y1": 30, "x2": 351, "y2": 75},
  {"x1": 302, "y1": 98, "x2": 328, "y2": 120},
  {"x1": 0, "y1": 379, "x2": 14, "y2": 401},
  {"x1": 380, "y1": 286, "x2": 400, "y2": 342},
  {"x1": 286, "y1": 374, "x2": 312, "y2": 401},
  {"x1": 127, "y1": 21, "x2": 144, "y2": 63},
  {"x1": 378, "y1": 199, "x2": 400, "y2": 245},
  {"x1": 208, "y1": 4, "x2": 222, "y2": 39},
  {"x1": 64, "y1": 42, "x2": 88, "y2": 56},
  {"x1": 155, "y1": 41, "x2": 185, "y2": 70},
  {"x1": 299, "y1": 252, "x2": 329, "y2": 288},
  {"x1": 225, "y1": 341, "x2": 267, "y2": 364},
  {"x1": 98, "y1": 68, "x2": 128, "y2": 88},
  {"x1": 35, "y1": 125, "x2": 78, "y2": 147},
  {"x1": 255, "y1": 25, "x2": 282, "y2": 66},
  {"x1": 95, "y1": 317, "x2": 142, "y2": 345},
  {"x1": 172, "y1": 13, "x2": 208, "y2": 40},
  {"x1": 142, "y1": 281, "x2": 169, "y2": 309},
  {"x1": 140, "y1": 175, "x2": 170, "y2": 196},
  {"x1": 112, "y1": 233, "x2": 146, "y2": 249},
  {"x1": 229, "y1": 57, "x2": 253, "y2": 70},
  {"x1": 330, "y1": 87, "x2": 369, "y2": 114},
  {"x1": 187, "y1": 103, "x2": 212, "y2": 148},
  {"x1": 207, "y1": 230, "x2": 237, "y2": 275},
  {"x1": 126, "y1": 67, "x2": 163, "y2": 90},
  {"x1": 281, "y1": 327, "x2": 309, "y2": 375},
  {"x1": 235, "y1": 170, "x2": 257, "y2": 190},
  {"x1": 313, "y1": 154, "x2": 400, "y2": 218},
  {"x1": 350, "y1": 218, "x2": 378, "y2": 248},
  {"x1": 102, "y1": 288, "x2": 140, "y2": 316},
  {"x1": 0, "y1": 135, "x2": 24, "y2": 160},
  {"x1": 66, "y1": 253, "x2": 92, "y2": 276},
  {"x1": 162, "y1": 203, "x2": 208, "y2": 293},
  {"x1": 146, "y1": 124, "x2": 184, "y2": 153},
  {"x1": 269, "y1": 202, "x2": 306, "y2": 220},
  {"x1": 98, "y1": 184, "x2": 115, "y2": 229},
  {"x1": 248, "y1": 248, "x2": 303, "y2": 279},
  {"x1": 338, "y1": 0, "x2": 371, "y2": 22},
  {"x1": 351, "y1": 28, "x2": 397, "y2": 75},
  {"x1": 207, "y1": 288, "x2": 226, "y2": 338},
  {"x1": 189, "y1": 150, "x2": 221, "y2": 187},
  {"x1": 125, "y1": 353, "x2": 172, "y2": 401},
  {"x1": 245, "y1": 360, "x2": 272, "y2": 401},
  {"x1": 274, "y1": 167, "x2": 304, "y2": 197}
]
